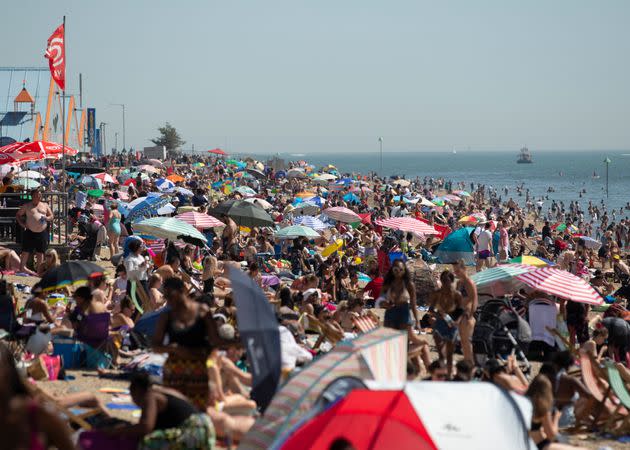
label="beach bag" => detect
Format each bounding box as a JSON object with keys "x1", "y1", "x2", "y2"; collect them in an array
[{"x1": 27, "y1": 354, "x2": 62, "y2": 381}]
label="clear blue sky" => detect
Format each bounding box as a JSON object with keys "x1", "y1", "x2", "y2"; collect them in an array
[{"x1": 3, "y1": 0, "x2": 630, "y2": 153}]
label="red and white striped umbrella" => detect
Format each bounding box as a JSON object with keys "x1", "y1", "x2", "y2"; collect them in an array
[
  {"x1": 375, "y1": 217, "x2": 438, "y2": 235},
  {"x1": 93, "y1": 172, "x2": 117, "y2": 184},
  {"x1": 323, "y1": 206, "x2": 361, "y2": 223},
  {"x1": 516, "y1": 267, "x2": 603, "y2": 305},
  {"x1": 175, "y1": 211, "x2": 224, "y2": 230},
  {"x1": 0, "y1": 141, "x2": 78, "y2": 159}
]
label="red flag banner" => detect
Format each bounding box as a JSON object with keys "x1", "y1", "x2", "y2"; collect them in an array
[{"x1": 45, "y1": 24, "x2": 65, "y2": 90}]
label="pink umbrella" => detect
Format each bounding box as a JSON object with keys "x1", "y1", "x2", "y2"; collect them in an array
[
  {"x1": 208, "y1": 148, "x2": 227, "y2": 156},
  {"x1": 375, "y1": 217, "x2": 438, "y2": 235},
  {"x1": 323, "y1": 207, "x2": 361, "y2": 223},
  {"x1": 175, "y1": 211, "x2": 224, "y2": 230},
  {"x1": 444, "y1": 194, "x2": 462, "y2": 202},
  {"x1": 516, "y1": 267, "x2": 603, "y2": 305},
  {"x1": 93, "y1": 172, "x2": 118, "y2": 184},
  {"x1": 138, "y1": 164, "x2": 159, "y2": 174}
]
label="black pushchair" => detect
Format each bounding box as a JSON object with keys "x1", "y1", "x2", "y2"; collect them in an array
[{"x1": 472, "y1": 298, "x2": 532, "y2": 372}]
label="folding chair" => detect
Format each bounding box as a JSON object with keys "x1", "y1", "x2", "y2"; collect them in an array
[
  {"x1": 352, "y1": 315, "x2": 378, "y2": 334},
  {"x1": 603, "y1": 361, "x2": 630, "y2": 434},
  {"x1": 580, "y1": 352, "x2": 617, "y2": 426},
  {"x1": 306, "y1": 314, "x2": 343, "y2": 350},
  {"x1": 76, "y1": 313, "x2": 113, "y2": 368},
  {"x1": 29, "y1": 383, "x2": 102, "y2": 431}
]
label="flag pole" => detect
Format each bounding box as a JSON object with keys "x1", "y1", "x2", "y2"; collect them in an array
[{"x1": 61, "y1": 15, "x2": 66, "y2": 190}]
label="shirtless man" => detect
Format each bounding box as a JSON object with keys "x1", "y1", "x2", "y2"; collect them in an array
[
  {"x1": 16, "y1": 188, "x2": 53, "y2": 275},
  {"x1": 221, "y1": 213, "x2": 238, "y2": 253},
  {"x1": 453, "y1": 260, "x2": 478, "y2": 365}
]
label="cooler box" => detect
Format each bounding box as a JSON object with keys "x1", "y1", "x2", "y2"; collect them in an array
[{"x1": 52, "y1": 337, "x2": 84, "y2": 369}]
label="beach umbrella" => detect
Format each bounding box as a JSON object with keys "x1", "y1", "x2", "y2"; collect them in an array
[
  {"x1": 144, "y1": 158, "x2": 163, "y2": 167},
  {"x1": 171, "y1": 186, "x2": 194, "y2": 197},
  {"x1": 230, "y1": 265, "x2": 281, "y2": 413},
  {"x1": 444, "y1": 194, "x2": 462, "y2": 202},
  {"x1": 246, "y1": 168, "x2": 266, "y2": 180},
  {"x1": 552, "y1": 222, "x2": 579, "y2": 234},
  {"x1": 175, "y1": 211, "x2": 224, "y2": 230},
  {"x1": 336, "y1": 177, "x2": 354, "y2": 186},
  {"x1": 275, "y1": 225, "x2": 320, "y2": 239},
  {"x1": 342, "y1": 193, "x2": 361, "y2": 205},
  {"x1": 375, "y1": 217, "x2": 438, "y2": 235},
  {"x1": 211, "y1": 200, "x2": 274, "y2": 228},
  {"x1": 87, "y1": 189, "x2": 104, "y2": 198},
  {"x1": 293, "y1": 216, "x2": 328, "y2": 231},
  {"x1": 453, "y1": 190, "x2": 471, "y2": 197},
  {"x1": 166, "y1": 174, "x2": 185, "y2": 183},
  {"x1": 323, "y1": 207, "x2": 361, "y2": 223},
  {"x1": 236, "y1": 186, "x2": 257, "y2": 197},
  {"x1": 127, "y1": 196, "x2": 172, "y2": 223},
  {"x1": 244, "y1": 197, "x2": 273, "y2": 210},
  {"x1": 508, "y1": 255, "x2": 554, "y2": 268},
  {"x1": 458, "y1": 214, "x2": 485, "y2": 225},
  {"x1": 137, "y1": 164, "x2": 160, "y2": 174},
  {"x1": 431, "y1": 198, "x2": 445, "y2": 206},
  {"x1": 516, "y1": 267, "x2": 603, "y2": 305},
  {"x1": 579, "y1": 236, "x2": 602, "y2": 250},
  {"x1": 241, "y1": 328, "x2": 407, "y2": 450},
  {"x1": 16, "y1": 170, "x2": 44, "y2": 179},
  {"x1": 1, "y1": 140, "x2": 77, "y2": 160},
  {"x1": 122, "y1": 178, "x2": 137, "y2": 186},
  {"x1": 78, "y1": 175, "x2": 102, "y2": 189},
  {"x1": 192, "y1": 162, "x2": 205, "y2": 168},
  {"x1": 470, "y1": 264, "x2": 535, "y2": 297},
  {"x1": 133, "y1": 217, "x2": 207, "y2": 244},
  {"x1": 39, "y1": 261, "x2": 104, "y2": 292},
  {"x1": 295, "y1": 191, "x2": 317, "y2": 199},
  {"x1": 92, "y1": 172, "x2": 117, "y2": 184},
  {"x1": 287, "y1": 168, "x2": 306, "y2": 179},
  {"x1": 12, "y1": 177, "x2": 41, "y2": 189},
  {"x1": 114, "y1": 190, "x2": 129, "y2": 201},
  {"x1": 314, "y1": 173, "x2": 337, "y2": 181},
  {"x1": 291, "y1": 201, "x2": 320, "y2": 216},
  {"x1": 208, "y1": 148, "x2": 227, "y2": 156},
  {"x1": 434, "y1": 227, "x2": 475, "y2": 265},
  {"x1": 275, "y1": 389, "x2": 438, "y2": 450},
  {"x1": 156, "y1": 178, "x2": 175, "y2": 191},
  {"x1": 392, "y1": 179, "x2": 411, "y2": 187}
]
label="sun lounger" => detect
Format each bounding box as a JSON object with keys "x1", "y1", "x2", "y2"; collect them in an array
[
  {"x1": 579, "y1": 352, "x2": 617, "y2": 426},
  {"x1": 603, "y1": 361, "x2": 630, "y2": 434},
  {"x1": 351, "y1": 315, "x2": 378, "y2": 334}
]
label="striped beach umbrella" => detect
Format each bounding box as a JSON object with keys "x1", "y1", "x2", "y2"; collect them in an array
[
  {"x1": 175, "y1": 211, "x2": 224, "y2": 230},
  {"x1": 323, "y1": 207, "x2": 361, "y2": 223},
  {"x1": 240, "y1": 328, "x2": 407, "y2": 450},
  {"x1": 375, "y1": 217, "x2": 438, "y2": 235},
  {"x1": 516, "y1": 267, "x2": 603, "y2": 305},
  {"x1": 293, "y1": 216, "x2": 328, "y2": 231},
  {"x1": 470, "y1": 264, "x2": 535, "y2": 297},
  {"x1": 133, "y1": 217, "x2": 208, "y2": 244}
]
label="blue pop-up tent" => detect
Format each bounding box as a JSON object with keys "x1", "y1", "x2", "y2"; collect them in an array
[{"x1": 434, "y1": 227, "x2": 475, "y2": 265}]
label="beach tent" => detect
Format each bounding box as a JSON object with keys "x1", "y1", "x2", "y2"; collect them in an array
[{"x1": 433, "y1": 227, "x2": 475, "y2": 265}]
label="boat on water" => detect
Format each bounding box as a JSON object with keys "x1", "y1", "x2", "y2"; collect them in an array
[
  {"x1": 592, "y1": 171, "x2": 600, "y2": 179},
  {"x1": 517, "y1": 147, "x2": 532, "y2": 164}
]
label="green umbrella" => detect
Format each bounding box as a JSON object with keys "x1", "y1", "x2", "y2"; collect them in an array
[
  {"x1": 13, "y1": 177, "x2": 41, "y2": 188},
  {"x1": 87, "y1": 189, "x2": 104, "y2": 198},
  {"x1": 275, "y1": 225, "x2": 320, "y2": 239},
  {"x1": 134, "y1": 217, "x2": 207, "y2": 244}
]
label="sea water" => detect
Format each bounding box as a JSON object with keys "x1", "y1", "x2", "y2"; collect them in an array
[{"x1": 283, "y1": 150, "x2": 629, "y2": 217}]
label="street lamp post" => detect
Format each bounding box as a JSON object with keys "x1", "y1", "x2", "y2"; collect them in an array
[
  {"x1": 114, "y1": 132, "x2": 118, "y2": 153},
  {"x1": 604, "y1": 157, "x2": 611, "y2": 198},
  {"x1": 378, "y1": 137, "x2": 383, "y2": 178},
  {"x1": 111, "y1": 103, "x2": 126, "y2": 150},
  {"x1": 99, "y1": 122, "x2": 107, "y2": 156}
]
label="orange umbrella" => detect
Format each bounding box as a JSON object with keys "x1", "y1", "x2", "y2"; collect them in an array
[
  {"x1": 295, "y1": 191, "x2": 316, "y2": 199},
  {"x1": 166, "y1": 174, "x2": 185, "y2": 183}
]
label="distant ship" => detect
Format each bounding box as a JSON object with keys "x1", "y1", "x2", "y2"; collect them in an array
[
  {"x1": 517, "y1": 147, "x2": 533, "y2": 164},
  {"x1": 592, "y1": 171, "x2": 600, "y2": 179}
]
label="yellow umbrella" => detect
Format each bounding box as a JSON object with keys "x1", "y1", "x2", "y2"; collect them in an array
[{"x1": 322, "y1": 239, "x2": 343, "y2": 257}]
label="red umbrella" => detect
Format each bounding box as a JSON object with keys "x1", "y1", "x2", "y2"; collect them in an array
[
  {"x1": 208, "y1": 148, "x2": 227, "y2": 156},
  {"x1": 0, "y1": 141, "x2": 78, "y2": 159},
  {"x1": 122, "y1": 178, "x2": 137, "y2": 186},
  {"x1": 279, "y1": 389, "x2": 438, "y2": 450},
  {"x1": 516, "y1": 267, "x2": 603, "y2": 305}
]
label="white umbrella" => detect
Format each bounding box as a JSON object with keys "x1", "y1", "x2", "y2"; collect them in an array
[
  {"x1": 16, "y1": 170, "x2": 44, "y2": 179},
  {"x1": 244, "y1": 197, "x2": 273, "y2": 210},
  {"x1": 323, "y1": 207, "x2": 361, "y2": 223}
]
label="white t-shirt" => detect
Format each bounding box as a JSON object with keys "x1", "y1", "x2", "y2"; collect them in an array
[{"x1": 476, "y1": 229, "x2": 493, "y2": 252}]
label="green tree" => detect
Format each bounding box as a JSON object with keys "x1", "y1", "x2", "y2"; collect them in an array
[{"x1": 150, "y1": 122, "x2": 185, "y2": 156}]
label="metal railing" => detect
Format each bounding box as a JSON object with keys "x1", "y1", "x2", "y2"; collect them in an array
[{"x1": 0, "y1": 191, "x2": 68, "y2": 245}]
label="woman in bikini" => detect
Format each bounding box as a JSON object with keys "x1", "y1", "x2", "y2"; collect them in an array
[
  {"x1": 452, "y1": 259, "x2": 478, "y2": 365},
  {"x1": 429, "y1": 270, "x2": 463, "y2": 379}
]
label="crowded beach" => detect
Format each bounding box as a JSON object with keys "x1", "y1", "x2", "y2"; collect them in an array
[{"x1": 0, "y1": 148, "x2": 629, "y2": 450}]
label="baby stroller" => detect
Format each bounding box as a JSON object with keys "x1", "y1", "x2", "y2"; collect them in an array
[
  {"x1": 70, "y1": 216, "x2": 99, "y2": 260},
  {"x1": 472, "y1": 298, "x2": 532, "y2": 373}
]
